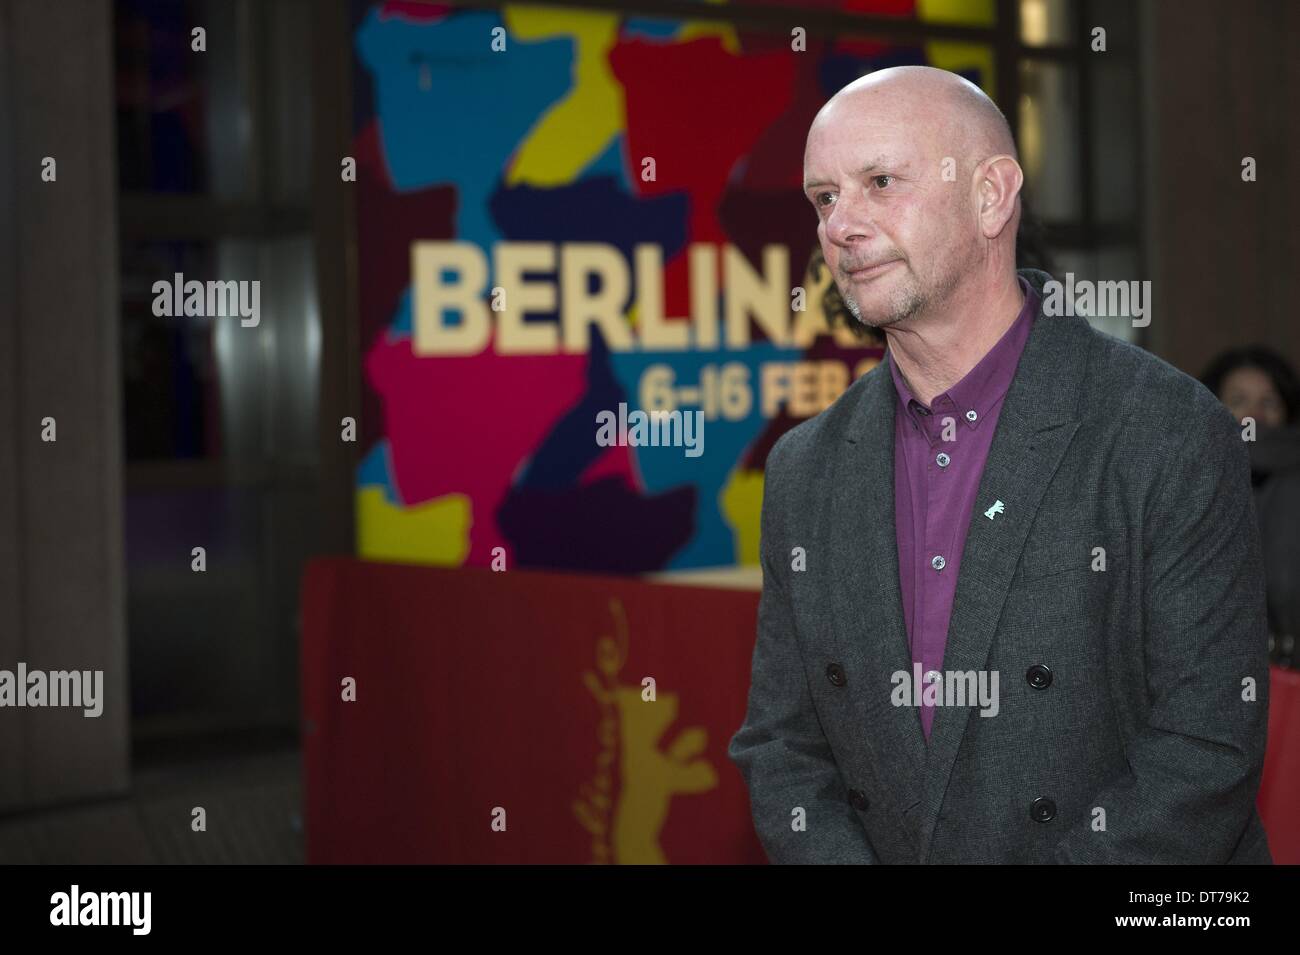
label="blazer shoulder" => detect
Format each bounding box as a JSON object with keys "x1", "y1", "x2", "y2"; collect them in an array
[
  {"x1": 1083, "y1": 329, "x2": 1236, "y2": 439},
  {"x1": 767, "y1": 359, "x2": 886, "y2": 474}
]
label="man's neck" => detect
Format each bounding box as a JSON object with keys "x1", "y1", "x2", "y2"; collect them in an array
[{"x1": 883, "y1": 273, "x2": 1026, "y2": 408}]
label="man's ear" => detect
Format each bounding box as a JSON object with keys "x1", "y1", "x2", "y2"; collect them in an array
[{"x1": 975, "y1": 155, "x2": 1024, "y2": 239}]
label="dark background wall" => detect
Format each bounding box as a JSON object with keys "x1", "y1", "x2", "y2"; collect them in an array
[
  {"x1": 0, "y1": 0, "x2": 129, "y2": 813},
  {"x1": 1141, "y1": 0, "x2": 1300, "y2": 379}
]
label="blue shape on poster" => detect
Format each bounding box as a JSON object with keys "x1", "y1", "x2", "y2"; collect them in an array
[
  {"x1": 517, "y1": 328, "x2": 625, "y2": 490},
  {"x1": 623, "y1": 19, "x2": 684, "y2": 40},
  {"x1": 491, "y1": 174, "x2": 688, "y2": 268},
  {"x1": 609, "y1": 334, "x2": 801, "y2": 568},
  {"x1": 358, "y1": 439, "x2": 401, "y2": 504},
  {"x1": 388, "y1": 286, "x2": 413, "y2": 338},
  {"x1": 356, "y1": 9, "x2": 573, "y2": 248},
  {"x1": 820, "y1": 47, "x2": 927, "y2": 97}
]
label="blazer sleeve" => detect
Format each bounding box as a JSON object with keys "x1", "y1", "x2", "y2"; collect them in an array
[
  {"x1": 728, "y1": 435, "x2": 880, "y2": 864},
  {"x1": 1053, "y1": 397, "x2": 1272, "y2": 863}
]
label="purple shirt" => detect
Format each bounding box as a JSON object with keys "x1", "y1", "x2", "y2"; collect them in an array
[{"x1": 890, "y1": 277, "x2": 1038, "y2": 740}]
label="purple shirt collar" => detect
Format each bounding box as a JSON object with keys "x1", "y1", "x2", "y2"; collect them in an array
[{"x1": 887, "y1": 276, "x2": 1038, "y2": 445}]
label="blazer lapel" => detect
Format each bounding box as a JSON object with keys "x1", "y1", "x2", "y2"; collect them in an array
[
  {"x1": 914, "y1": 290, "x2": 1091, "y2": 861},
  {"x1": 827, "y1": 364, "x2": 927, "y2": 847}
]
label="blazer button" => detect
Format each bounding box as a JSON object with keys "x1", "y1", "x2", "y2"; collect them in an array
[
  {"x1": 1030, "y1": 797, "x2": 1057, "y2": 823},
  {"x1": 1026, "y1": 664, "x2": 1053, "y2": 689},
  {"x1": 826, "y1": 663, "x2": 847, "y2": 687},
  {"x1": 848, "y1": 789, "x2": 869, "y2": 812}
]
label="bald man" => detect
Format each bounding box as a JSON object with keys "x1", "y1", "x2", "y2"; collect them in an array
[{"x1": 728, "y1": 66, "x2": 1272, "y2": 864}]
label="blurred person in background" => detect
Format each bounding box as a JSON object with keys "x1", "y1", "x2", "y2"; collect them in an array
[{"x1": 1202, "y1": 345, "x2": 1300, "y2": 667}]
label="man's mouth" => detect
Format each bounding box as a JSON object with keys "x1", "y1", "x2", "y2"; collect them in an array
[{"x1": 846, "y1": 259, "x2": 900, "y2": 280}]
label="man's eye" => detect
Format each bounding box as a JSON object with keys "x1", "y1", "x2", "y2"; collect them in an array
[
  {"x1": 815, "y1": 191, "x2": 835, "y2": 207},
  {"x1": 872, "y1": 175, "x2": 894, "y2": 189}
]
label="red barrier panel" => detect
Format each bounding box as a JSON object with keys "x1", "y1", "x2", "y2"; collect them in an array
[
  {"x1": 300, "y1": 557, "x2": 767, "y2": 863},
  {"x1": 301, "y1": 557, "x2": 1300, "y2": 863},
  {"x1": 1260, "y1": 665, "x2": 1300, "y2": 863}
]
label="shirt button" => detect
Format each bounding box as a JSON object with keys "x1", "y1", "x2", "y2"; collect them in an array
[
  {"x1": 965, "y1": 410, "x2": 978, "y2": 422},
  {"x1": 936, "y1": 452, "x2": 950, "y2": 467},
  {"x1": 931, "y1": 555, "x2": 946, "y2": 571}
]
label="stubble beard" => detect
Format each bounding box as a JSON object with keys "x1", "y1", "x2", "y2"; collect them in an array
[
  {"x1": 838, "y1": 264, "x2": 928, "y2": 330},
  {"x1": 839, "y1": 253, "x2": 967, "y2": 332}
]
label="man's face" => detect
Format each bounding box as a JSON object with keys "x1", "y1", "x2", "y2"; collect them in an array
[{"x1": 803, "y1": 102, "x2": 977, "y2": 329}]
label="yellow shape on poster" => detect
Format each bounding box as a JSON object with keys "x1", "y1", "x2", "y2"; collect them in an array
[
  {"x1": 721, "y1": 468, "x2": 764, "y2": 566},
  {"x1": 503, "y1": 6, "x2": 624, "y2": 188},
  {"x1": 677, "y1": 4, "x2": 741, "y2": 56},
  {"x1": 918, "y1": 0, "x2": 996, "y2": 100},
  {"x1": 356, "y1": 486, "x2": 471, "y2": 566}
]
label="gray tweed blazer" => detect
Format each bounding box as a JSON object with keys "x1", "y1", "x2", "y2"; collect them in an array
[{"x1": 729, "y1": 268, "x2": 1273, "y2": 864}]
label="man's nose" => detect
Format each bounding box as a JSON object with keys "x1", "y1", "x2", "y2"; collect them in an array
[{"x1": 824, "y1": 194, "x2": 874, "y2": 245}]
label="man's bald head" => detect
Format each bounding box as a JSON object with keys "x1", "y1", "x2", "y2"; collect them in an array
[
  {"x1": 813, "y1": 66, "x2": 1017, "y2": 169},
  {"x1": 803, "y1": 66, "x2": 1025, "y2": 330}
]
